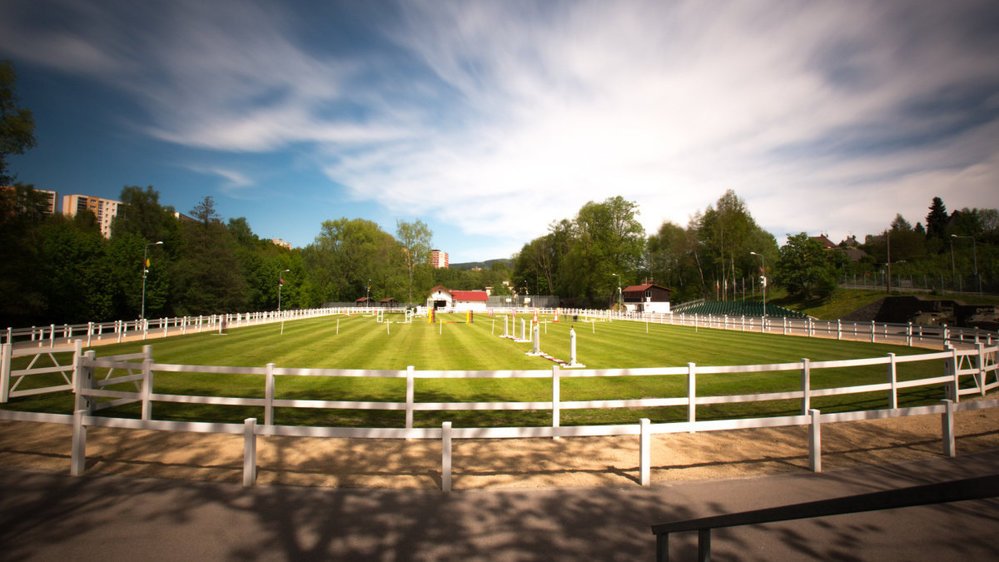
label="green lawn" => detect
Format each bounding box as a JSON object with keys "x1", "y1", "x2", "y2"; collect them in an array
[{"x1": 3, "y1": 311, "x2": 958, "y2": 427}]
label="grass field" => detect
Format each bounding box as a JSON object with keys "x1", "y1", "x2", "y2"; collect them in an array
[{"x1": 5, "y1": 311, "x2": 955, "y2": 427}]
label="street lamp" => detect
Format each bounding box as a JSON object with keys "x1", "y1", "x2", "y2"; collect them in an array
[
  {"x1": 611, "y1": 273, "x2": 622, "y2": 309},
  {"x1": 278, "y1": 269, "x2": 290, "y2": 313},
  {"x1": 951, "y1": 234, "x2": 981, "y2": 294},
  {"x1": 140, "y1": 241, "x2": 163, "y2": 321},
  {"x1": 750, "y1": 251, "x2": 766, "y2": 318},
  {"x1": 278, "y1": 269, "x2": 290, "y2": 334}
]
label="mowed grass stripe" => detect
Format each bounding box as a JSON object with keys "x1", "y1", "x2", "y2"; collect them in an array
[{"x1": 2, "y1": 313, "x2": 965, "y2": 426}]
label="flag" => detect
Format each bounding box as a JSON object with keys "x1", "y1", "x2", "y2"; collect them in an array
[
  {"x1": 279, "y1": 276, "x2": 285, "y2": 285},
  {"x1": 145, "y1": 257, "x2": 151, "y2": 268}
]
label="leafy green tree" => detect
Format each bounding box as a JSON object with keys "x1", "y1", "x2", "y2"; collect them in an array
[
  {"x1": 696, "y1": 190, "x2": 775, "y2": 301},
  {"x1": 561, "y1": 196, "x2": 645, "y2": 306},
  {"x1": 0, "y1": 185, "x2": 47, "y2": 324},
  {"x1": 171, "y1": 196, "x2": 247, "y2": 314},
  {"x1": 303, "y1": 218, "x2": 402, "y2": 305},
  {"x1": 36, "y1": 214, "x2": 113, "y2": 322},
  {"x1": 0, "y1": 61, "x2": 36, "y2": 185},
  {"x1": 775, "y1": 233, "x2": 838, "y2": 301},
  {"x1": 109, "y1": 186, "x2": 178, "y2": 318},
  {"x1": 396, "y1": 219, "x2": 433, "y2": 304}
]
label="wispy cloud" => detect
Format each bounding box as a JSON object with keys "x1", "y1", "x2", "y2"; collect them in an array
[{"x1": 3, "y1": 0, "x2": 997, "y2": 256}]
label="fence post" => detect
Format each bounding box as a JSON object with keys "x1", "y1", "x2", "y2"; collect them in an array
[
  {"x1": 86, "y1": 322, "x2": 93, "y2": 348},
  {"x1": 906, "y1": 322, "x2": 913, "y2": 347},
  {"x1": 809, "y1": 409, "x2": 821, "y2": 473},
  {"x1": 71, "y1": 409, "x2": 87, "y2": 476},
  {"x1": 552, "y1": 365, "x2": 560, "y2": 440},
  {"x1": 870, "y1": 321, "x2": 876, "y2": 343},
  {"x1": 687, "y1": 362, "x2": 696, "y2": 433},
  {"x1": 941, "y1": 399, "x2": 955, "y2": 458},
  {"x1": 141, "y1": 345, "x2": 153, "y2": 421},
  {"x1": 243, "y1": 417, "x2": 257, "y2": 487},
  {"x1": 976, "y1": 343, "x2": 986, "y2": 397},
  {"x1": 640, "y1": 418, "x2": 651, "y2": 487},
  {"x1": 836, "y1": 320, "x2": 842, "y2": 341},
  {"x1": 948, "y1": 344, "x2": 960, "y2": 403},
  {"x1": 406, "y1": 366, "x2": 415, "y2": 432},
  {"x1": 0, "y1": 342, "x2": 11, "y2": 403},
  {"x1": 888, "y1": 353, "x2": 898, "y2": 409},
  {"x1": 800, "y1": 358, "x2": 811, "y2": 414},
  {"x1": 265, "y1": 363, "x2": 275, "y2": 426},
  {"x1": 75, "y1": 350, "x2": 96, "y2": 414},
  {"x1": 441, "y1": 421, "x2": 452, "y2": 494}
]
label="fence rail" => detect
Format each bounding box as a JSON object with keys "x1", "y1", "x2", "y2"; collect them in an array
[
  {"x1": 2, "y1": 307, "x2": 344, "y2": 348},
  {"x1": 1, "y1": 311, "x2": 997, "y2": 492}
]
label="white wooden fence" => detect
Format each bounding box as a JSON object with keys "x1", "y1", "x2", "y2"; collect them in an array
[
  {"x1": 1, "y1": 335, "x2": 996, "y2": 492},
  {"x1": 2, "y1": 306, "x2": 344, "y2": 348}
]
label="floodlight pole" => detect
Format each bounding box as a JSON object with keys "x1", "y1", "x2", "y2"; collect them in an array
[
  {"x1": 951, "y1": 234, "x2": 980, "y2": 294},
  {"x1": 140, "y1": 241, "x2": 163, "y2": 321},
  {"x1": 750, "y1": 251, "x2": 766, "y2": 318},
  {"x1": 279, "y1": 269, "x2": 290, "y2": 334}
]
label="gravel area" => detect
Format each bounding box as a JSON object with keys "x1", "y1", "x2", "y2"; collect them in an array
[{"x1": 1, "y1": 404, "x2": 997, "y2": 490}]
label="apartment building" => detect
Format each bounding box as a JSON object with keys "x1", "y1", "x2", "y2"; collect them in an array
[
  {"x1": 430, "y1": 249, "x2": 449, "y2": 269},
  {"x1": 62, "y1": 194, "x2": 121, "y2": 238}
]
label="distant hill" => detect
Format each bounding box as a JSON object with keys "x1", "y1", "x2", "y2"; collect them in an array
[{"x1": 450, "y1": 258, "x2": 513, "y2": 271}]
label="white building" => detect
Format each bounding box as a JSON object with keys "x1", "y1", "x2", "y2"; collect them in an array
[{"x1": 426, "y1": 285, "x2": 488, "y2": 312}]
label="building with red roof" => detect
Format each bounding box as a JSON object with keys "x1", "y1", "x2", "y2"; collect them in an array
[
  {"x1": 621, "y1": 283, "x2": 672, "y2": 313},
  {"x1": 427, "y1": 285, "x2": 489, "y2": 312}
]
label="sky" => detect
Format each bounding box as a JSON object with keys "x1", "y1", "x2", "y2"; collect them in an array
[{"x1": 2, "y1": 0, "x2": 998, "y2": 263}]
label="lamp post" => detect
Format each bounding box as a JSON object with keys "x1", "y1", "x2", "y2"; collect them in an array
[
  {"x1": 951, "y1": 234, "x2": 981, "y2": 294},
  {"x1": 278, "y1": 269, "x2": 290, "y2": 334},
  {"x1": 750, "y1": 251, "x2": 766, "y2": 318},
  {"x1": 949, "y1": 236, "x2": 957, "y2": 291},
  {"x1": 140, "y1": 241, "x2": 163, "y2": 321},
  {"x1": 366, "y1": 279, "x2": 371, "y2": 309},
  {"x1": 611, "y1": 273, "x2": 622, "y2": 310},
  {"x1": 885, "y1": 230, "x2": 892, "y2": 293}
]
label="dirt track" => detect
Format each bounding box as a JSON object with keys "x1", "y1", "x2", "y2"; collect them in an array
[{"x1": 2, "y1": 404, "x2": 997, "y2": 490}]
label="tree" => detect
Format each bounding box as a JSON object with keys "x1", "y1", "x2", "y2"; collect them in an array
[
  {"x1": 561, "y1": 196, "x2": 645, "y2": 306},
  {"x1": 396, "y1": 219, "x2": 433, "y2": 304},
  {"x1": 303, "y1": 218, "x2": 402, "y2": 305},
  {"x1": 172, "y1": 196, "x2": 248, "y2": 314},
  {"x1": 696, "y1": 190, "x2": 774, "y2": 301},
  {"x1": 0, "y1": 61, "x2": 36, "y2": 185},
  {"x1": 775, "y1": 233, "x2": 838, "y2": 301},
  {"x1": 925, "y1": 196, "x2": 949, "y2": 240}
]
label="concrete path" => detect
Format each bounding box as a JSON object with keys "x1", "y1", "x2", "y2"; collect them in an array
[{"x1": 1, "y1": 450, "x2": 997, "y2": 561}]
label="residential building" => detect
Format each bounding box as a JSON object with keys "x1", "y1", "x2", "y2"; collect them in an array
[
  {"x1": 430, "y1": 249, "x2": 449, "y2": 269},
  {"x1": 62, "y1": 194, "x2": 121, "y2": 238},
  {"x1": 1, "y1": 186, "x2": 57, "y2": 216}
]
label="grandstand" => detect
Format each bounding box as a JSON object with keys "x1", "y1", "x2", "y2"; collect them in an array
[{"x1": 675, "y1": 300, "x2": 808, "y2": 319}]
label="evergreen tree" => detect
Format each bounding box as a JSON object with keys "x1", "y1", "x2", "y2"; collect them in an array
[{"x1": 925, "y1": 196, "x2": 948, "y2": 240}]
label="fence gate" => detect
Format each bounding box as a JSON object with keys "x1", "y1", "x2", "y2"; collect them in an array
[{"x1": 0, "y1": 342, "x2": 78, "y2": 403}]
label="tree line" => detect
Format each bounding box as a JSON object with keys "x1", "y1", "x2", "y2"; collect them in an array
[
  {"x1": 0, "y1": 184, "x2": 517, "y2": 327},
  {"x1": 511, "y1": 191, "x2": 999, "y2": 308}
]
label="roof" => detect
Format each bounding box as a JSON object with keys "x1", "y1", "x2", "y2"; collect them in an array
[
  {"x1": 811, "y1": 234, "x2": 837, "y2": 249},
  {"x1": 450, "y1": 290, "x2": 489, "y2": 302},
  {"x1": 622, "y1": 283, "x2": 670, "y2": 293}
]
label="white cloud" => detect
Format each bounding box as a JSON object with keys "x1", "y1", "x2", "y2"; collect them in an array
[{"x1": 4, "y1": 0, "x2": 998, "y2": 258}]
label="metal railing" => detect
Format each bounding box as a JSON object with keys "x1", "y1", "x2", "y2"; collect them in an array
[{"x1": 651, "y1": 474, "x2": 999, "y2": 561}]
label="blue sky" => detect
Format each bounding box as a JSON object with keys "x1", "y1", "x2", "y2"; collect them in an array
[{"x1": 3, "y1": 0, "x2": 998, "y2": 262}]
